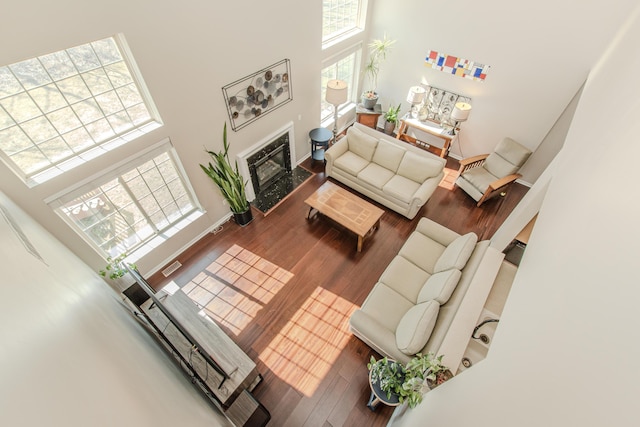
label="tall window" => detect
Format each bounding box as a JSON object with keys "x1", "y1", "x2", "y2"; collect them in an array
[
  {"x1": 0, "y1": 35, "x2": 161, "y2": 186},
  {"x1": 48, "y1": 142, "x2": 198, "y2": 258},
  {"x1": 321, "y1": 51, "x2": 359, "y2": 122},
  {"x1": 322, "y1": 0, "x2": 365, "y2": 47}
]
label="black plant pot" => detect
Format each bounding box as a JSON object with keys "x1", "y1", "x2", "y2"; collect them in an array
[{"x1": 233, "y1": 207, "x2": 253, "y2": 227}]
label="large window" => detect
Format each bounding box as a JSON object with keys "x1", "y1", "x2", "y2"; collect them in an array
[
  {"x1": 48, "y1": 142, "x2": 198, "y2": 258},
  {"x1": 322, "y1": 0, "x2": 365, "y2": 48},
  {"x1": 321, "y1": 51, "x2": 359, "y2": 122},
  {"x1": 0, "y1": 35, "x2": 161, "y2": 186}
]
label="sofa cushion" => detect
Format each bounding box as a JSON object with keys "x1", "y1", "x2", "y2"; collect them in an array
[
  {"x1": 397, "y1": 151, "x2": 443, "y2": 183},
  {"x1": 333, "y1": 151, "x2": 370, "y2": 176},
  {"x1": 379, "y1": 255, "x2": 431, "y2": 303},
  {"x1": 395, "y1": 300, "x2": 440, "y2": 355},
  {"x1": 372, "y1": 141, "x2": 406, "y2": 172},
  {"x1": 358, "y1": 163, "x2": 396, "y2": 190},
  {"x1": 347, "y1": 126, "x2": 378, "y2": 161},
  {"x1": 417, "y1": 269, "x2": 462, "y2": 305},
  {"x1": 434, "y1": 232, "x2": 478, "y2": 273},
  {"x1": 382, "y1": 175, "x2": 421, "y2": 204},
  {"x1": 360, "y1": 282, "x2": 415, "y2": 332},
  {"x1": 398, "y1": 231, "x2": 447, "y2": 274}
]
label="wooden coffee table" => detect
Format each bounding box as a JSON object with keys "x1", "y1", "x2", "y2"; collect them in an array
[{"x1": 304, "y1": 181, "x2": 384, "y2": 252}]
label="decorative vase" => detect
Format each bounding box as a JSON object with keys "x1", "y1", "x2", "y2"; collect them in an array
[
  {"x1": 233, "y1": 207, "x2": 253, "y2": 227},
  {"x1": 362, "y1": 93, "x2": 378, "y2": 110}
]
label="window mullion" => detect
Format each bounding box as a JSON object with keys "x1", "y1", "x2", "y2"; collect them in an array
[{"x1": 118, "y1": 176, "x2": 159, "y2": 233}]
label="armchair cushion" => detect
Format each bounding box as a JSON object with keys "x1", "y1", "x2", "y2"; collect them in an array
[
  {"x1": 495, "y1": 137, "x2": 532, "y2": 167},
  {"x1": 395, "y1": 300, "x2": 440, "y2": 355},
  {"x1": 418, "y1": 269, "x2": 462, "y2": 305},
  {"x1": 483, "y1": 152, "x2": 519, "y2": 178},
  {"x1": 434, "y1": 232, "x2": 478, "y2": 272},
  {"x1": 461, "y1": 166, "x2": 499, "y2": 193}
]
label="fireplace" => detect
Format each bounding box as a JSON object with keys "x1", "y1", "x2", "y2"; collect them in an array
[
  {"x1": 237, "y1": 122, "x2": 312, "y2": 213},
  {"x1": 247, "y1": 133, "x2": 292, "y2": 196}
]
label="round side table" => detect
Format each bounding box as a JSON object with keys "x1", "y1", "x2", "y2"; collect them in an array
[
  {"x1": 309, "y1": 127, "x2": 332, "y2": 162},
  {"x1": 367, "y1": 369, "x2": 402, "y2": 411}
]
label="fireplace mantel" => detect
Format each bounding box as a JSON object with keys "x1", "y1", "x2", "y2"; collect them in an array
[{"x1": 237, "y1": 122, "x2": 296, "y2": 201}]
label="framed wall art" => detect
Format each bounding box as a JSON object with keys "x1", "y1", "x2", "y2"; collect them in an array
[{"x1": 222, "y1": 59, "x2": 293, "y2": 131}]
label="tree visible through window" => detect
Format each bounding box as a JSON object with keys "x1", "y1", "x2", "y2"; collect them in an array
[
  {"x1": 0, "y1": 35, "x2": 161, "y2": 185},
  {"x1": 49, "y1": 145, "x2": 197, "y2": 257}
]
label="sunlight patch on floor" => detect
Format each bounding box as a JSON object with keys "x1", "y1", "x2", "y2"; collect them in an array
[
  {"x1": 439, "y1": 166, "x2": 459, "y2": 190},
  {"x1": 258, "y1": 287, "x2": 358, "y2": 397},
  {"x1": 180, "y1": 244, "x2": 292, "y2": 335}
]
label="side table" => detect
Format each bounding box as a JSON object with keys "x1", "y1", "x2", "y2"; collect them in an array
[
  {"x1": 309, "y1": 127, "x2": 332, "y2": 162},
  {"x1": 356, "y1": 103, "x2": 382, "y2": 129}
]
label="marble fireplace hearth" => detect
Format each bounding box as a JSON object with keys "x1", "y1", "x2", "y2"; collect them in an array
[{"x1": 250, "y1": 166, "x2": 312, "y2": 214}]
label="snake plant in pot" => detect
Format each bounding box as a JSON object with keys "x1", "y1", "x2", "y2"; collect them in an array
[{"x1": 200, "y1": 123, "x2": 253, "y2": 226}]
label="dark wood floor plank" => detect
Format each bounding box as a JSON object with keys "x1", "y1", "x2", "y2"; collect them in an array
[{"x1": 147, "y1": 156, "x2": 527, "y2": 426}]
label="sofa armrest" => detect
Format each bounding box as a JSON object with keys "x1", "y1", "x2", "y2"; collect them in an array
[
  {"x1": 406, "y1": 171, "x2": 444, "y2": 219},
  {"x1": 324, "y1": 136, "x2": 348, "y2": 175},
  {"x1": 415, "y1": 217, "x2": 461, "y2": 247},
  {"x1": 349, "y1": 310, "x2": 411, "y2": 363}
]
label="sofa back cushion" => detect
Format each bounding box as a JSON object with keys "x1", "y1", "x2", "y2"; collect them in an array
[
  {"x1": 418, "y1": 269, "x2": 462, "y2": 305},
  {"x1": 347, "y1": 126, "x2": 378, "y2": 161},
  {"x1": 397, "y1": 151, "x2": 444, "y2": 183},
  {"x1": 372, "y1": 140, "x2": 406, "y2": 172},
  {"x1": 395, "y1": 300, "x2": 440, "y2": 355},
  {"x1": 434, "y1": 232, "x2": 478, "y2": 273}
]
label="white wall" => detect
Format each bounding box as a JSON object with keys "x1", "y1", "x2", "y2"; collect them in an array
[
  {"x1": 390, "y1": 4, "x2": 640, "y2": 426},
  {"x1": 0, "y1": 190, "x2": 231, "y2": 426},
  {"x1": 369, "y1": 0, "x2": 636, "y2": 180},
  {"x1": 0, "y1": 0, "x2": 320, "y2": 277}
]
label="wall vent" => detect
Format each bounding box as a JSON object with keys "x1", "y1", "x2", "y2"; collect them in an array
[{"x1": 162, "y1": 260, "x2": 182, "y2": 277}]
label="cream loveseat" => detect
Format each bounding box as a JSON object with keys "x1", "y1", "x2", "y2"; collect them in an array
[
  {"x1": 349, "y1": 217, "x2": 490, "y2": 364},
  {"x1": 324, "y1": 123, "x2": 446, "y2": 219}
]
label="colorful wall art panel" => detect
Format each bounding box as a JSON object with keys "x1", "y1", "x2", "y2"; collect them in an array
[{"x1": 424, "y1": 51, "x2": 490, "y2": 82}]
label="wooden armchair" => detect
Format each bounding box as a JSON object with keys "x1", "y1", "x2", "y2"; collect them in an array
[{"x1": 455, "y1": 137, "x2": 531, "y2": 207}]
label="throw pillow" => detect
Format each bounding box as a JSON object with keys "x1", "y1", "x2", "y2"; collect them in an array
[
  {"x1": 395, "y1": 300, "x2": 439, "y2": 355},
  {"x1": 418, "y1": 269, "x2": 462, "y2": 305},
  {"x1": 434, "y1": 232, "x2": 478, "y2": 272}
]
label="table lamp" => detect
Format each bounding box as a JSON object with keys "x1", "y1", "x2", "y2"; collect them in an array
[
  {"x1": 326, "y1": 79, "x2": 348, "y2": 143},
  {"x1": 449, "y1": 102, "x2": 472, "y2": 135},
  {"x1": 406, "y1": 86, "x2": 426, "y2": 119}
]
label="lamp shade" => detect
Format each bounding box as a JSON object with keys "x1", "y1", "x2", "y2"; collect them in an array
[
  {"x1": 406, "y1": 86, "x2": 426, "y2": 104},
  {"x1": 451, "y1": 102, "x2": 472, "y2": 122},
  {"x1": 326, "y1": 79, "x2": 348, "y2": 106}
]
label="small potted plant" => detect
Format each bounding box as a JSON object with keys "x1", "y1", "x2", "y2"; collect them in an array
[
  {"x1": 99, "y1": 252, "x2": 136, "y2": 292},
  {"x1": 368, "y1": 352, "x2": 452, "y2": 409},
  {"x1": 383, "y1": 104, "x2": 401, "y2": 135},
  {"x1": 361, "y1": 35, "x2": 396, "y2": 110},
  {"x1": 200, "y1": 123, "x2": 253, "y2": 226}
]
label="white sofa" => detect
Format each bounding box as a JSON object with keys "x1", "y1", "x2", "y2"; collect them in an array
[
  {"x1": 349, "y1": 217, "x2": 490, "y2": 364},
  {"x1": 324, "y1": 123, "x2": 446, "y2": 219}
]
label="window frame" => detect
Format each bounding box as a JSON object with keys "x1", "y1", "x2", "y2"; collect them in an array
[
  {"x1": 46, "y1": 138, "x2": 201, "y2": 259},
  {"x1": 0, "y1": 33, "x2": 162, "y2": 187},
  {"x1": 322, "y1": 0, "x2": 368, "y2": 50}
]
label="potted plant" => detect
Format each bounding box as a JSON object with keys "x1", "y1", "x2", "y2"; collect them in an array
[
  {"x1": 383, "y1": 103, "x2": 401, "y2": 135},
  {"x1": 200, "y1": 123, "x2": 253, "y2": 226},
  {"x1": 368, "y1": 352, "x2": 452, "y2": 409},
  {"x1": 99, "y1": 253, "x2": 136, "y2": 292},
  {"x1": 361, "y1": 35, "x2": 396, "y2": 110}
]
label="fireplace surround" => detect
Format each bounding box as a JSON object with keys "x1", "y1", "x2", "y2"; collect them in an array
[{"x1": 237, "y1": 122, "x2": 312, "y2": 213}]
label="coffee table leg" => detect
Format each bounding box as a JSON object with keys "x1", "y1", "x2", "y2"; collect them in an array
[
  {"x1": 306, "y1": 206, "x2": 318, "y2": 220},
  {"x1": 357, "y1": 235, "x2": 364, "y2": 252}
]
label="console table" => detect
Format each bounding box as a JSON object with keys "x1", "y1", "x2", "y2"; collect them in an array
[{"x1": 396, "y1": 116, "x2": 456, "y2": 158}]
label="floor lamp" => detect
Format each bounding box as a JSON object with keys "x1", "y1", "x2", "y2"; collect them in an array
[{"x1": 326, "y1": 79, "x2": 348, "y2": 143}]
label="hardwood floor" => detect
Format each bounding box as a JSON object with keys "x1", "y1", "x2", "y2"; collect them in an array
[{"x1": 148, "y1": 156, "x2": 528, "y2": 426}]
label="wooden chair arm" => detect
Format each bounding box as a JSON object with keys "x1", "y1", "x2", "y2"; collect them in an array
[
  {"x1": 458, "y1": 154, "x2": 488, "y2": 173},
  {"x1": 488, "y1": 173, "x2": 522, "y2": 191}
]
